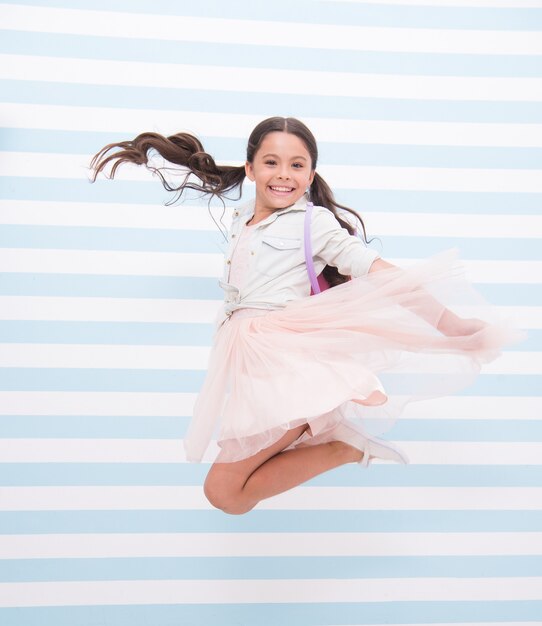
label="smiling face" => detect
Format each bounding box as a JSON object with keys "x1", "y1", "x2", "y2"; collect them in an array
[{"x1": 245, "y1": 131, "x2": 315, "y2": 215}]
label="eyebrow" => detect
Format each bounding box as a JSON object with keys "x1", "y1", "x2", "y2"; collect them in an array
[{"x1": 261, "y1": 153, "x2": 308, "y2": 161}]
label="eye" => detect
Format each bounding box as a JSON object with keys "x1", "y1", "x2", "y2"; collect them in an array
[
  {"x1": 265, "y1": 160, "x2": 276, "y2": 165},
  {"x1": 292, "y1": 162, "x2": 303, "y2": 168}
]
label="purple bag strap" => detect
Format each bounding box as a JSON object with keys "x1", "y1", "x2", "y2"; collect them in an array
[{"x1": 304, "y1": 201, "x2": 321, "y2": 294}]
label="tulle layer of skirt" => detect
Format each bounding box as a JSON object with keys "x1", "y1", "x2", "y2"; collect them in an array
[{"x1": 183, "y1": 248, "x2": 526, "y2": 464}]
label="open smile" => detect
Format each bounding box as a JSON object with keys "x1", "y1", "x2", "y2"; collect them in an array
[{"x1": 268, "y1": 185, "x2": 295, "y2": 195}]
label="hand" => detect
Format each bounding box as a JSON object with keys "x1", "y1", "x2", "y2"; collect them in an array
[
  {"x1": 456, "y1": 317, "x2": 489, "y2": 336},
  {"x1": 438, "y1": 311, "x2": 489, "y2": 337}
]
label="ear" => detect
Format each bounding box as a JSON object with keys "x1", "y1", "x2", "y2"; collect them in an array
[
  {"x1": 308, "y1": 169, "x2": 316, "y2": 186},
  {"x1": 245, "y1": 161, "x2": 255, "y2": 182}
]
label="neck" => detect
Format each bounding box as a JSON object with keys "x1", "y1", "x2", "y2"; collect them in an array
[
  {"x1": 247, "y1": 207, "x2": 275, "y2": 226},
  {"x1": 248, "y1": 194, "x2": 306, "y2": 225}
]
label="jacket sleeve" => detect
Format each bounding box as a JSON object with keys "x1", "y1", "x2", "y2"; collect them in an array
[{"x1": 311, "y1": 206, "x2": 380, "y2": 277}]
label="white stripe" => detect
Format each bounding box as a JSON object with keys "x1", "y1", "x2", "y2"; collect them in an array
[
  {"x1": 3, "y1": 54, "x2": 542, "y2": 101},
  {"x1": 1, "y1": 4, "x2": 541, "y2": 54},
  {"x1": 260, "y1": 486, "x2": 542, "y2": 511},
  {"x1": 326, "y1": 623, "x2": 542, "y2": 626},
  {"x1": 4, "y1": 151, "x2": 542, "y2": 194},
  {"x1": 2, "y1": 198, "x2": 542, "y2": 239},
  {"x1": 326, "y1": 620, "x2": 542, "y2": 626},
  {"x1": 0, "y1": 486, "x2": 541, "y2": 510},
  {"x1": 404, "y1": 442, "x2": 542, "y2": 465},
  {"x1": 0, "y1": 199, "x2": 233, "y2": 231},
  {"x1": 0, "y1": 296, "x2": 223, "y2": 323},
  {"x1": 320, "y1": 164, "x2": 542, "y2": 193},
  {"x1": 0, "y1": 438, "x2": 542, "y2": 466},
  {"x1": 0, "y1": 344, "x2": 534, "y2": 374},
  {"x1": 0, "y1": 151, "x2": 159, "y2": 183},
  {"x1": 0, "y1": 439, "x2": 540, "y2": 464},
  {"x1": 483, "y1": 352, "x2": 541, "y2": 375},
  {"x1": 0, "y1": 344, "x2": 211, "y2": 370},
  {"x1": 0, "y1": 438, "x2": 185, "y2": 463},
  {"x1": 1, "y1": 248, "x2": 540, "y2": 283},
  {"x1": 4, "y1": 103, "x2": 542, "y2": 148},
  {"x1": 2, "y1": 531, "x2": 541, "y2": 559},
  {"x1": 0, "y1": 392, "x2": 538, "y2": 420},
  {"x1": 0, "y1": 248, "x2": 224, "y2": 277},
  {"x1": 396, "y1": 258, "x2": 542, "y2": 283},
  {"x1": 0, "y1": 297, "x2": 536, "y2": 329},
  {"x1": 323, "y1": 0, "x2": 542, "y2": 6},
  {"x1": 401, "y1": 395, "x2": 542, "y2": 420},
  {"x1": 0, "y1": 577, "x2": 541, "y2": 607},
  {"x1": 329, "y1": 623, "x2": 542, "y2": 626},
  {"x1": 363, "y1": 211, "x2": 542, "y2": 238}
]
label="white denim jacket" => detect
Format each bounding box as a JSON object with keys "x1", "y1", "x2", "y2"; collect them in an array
[{"x1": 216, "y1": 194, "x2": 381, "y2": 328}]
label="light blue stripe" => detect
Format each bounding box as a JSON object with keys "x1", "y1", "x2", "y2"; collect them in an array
[
  {"x1": 3, "y1": 177, "x2": 542, "y2": 215},
  {"x1": 0, "y1": 273, "x2": 537, "y2": 305},
  {"x1": 2, "y1": 223, "x2": 541, "y2": 261},
  {"x1": 266, "y1": 139, "x2": 542, "y2": 170},
  {"x1": 0, "y1": 367, "x2": 204, "y2": 392},
  {"x1": 0, "y1": 224, "x2": 227, "y2": 254},
  {"x1": 0, "y1": 322, "x2": 538, "y2": 351},
  {"x1": 379, "y1": 373, "x2": 537, "y2": 397},
  {"x1": 0, "y1": 273, "x2": 222, "y2": 299},
  {"x1": 0, "y1": 177, "x2": 170, "y2": 206},
  {"x1": 0, "y1": 369, "x2": 535, "y2": 395},
  {"x1": 311, "y1": 464, "x2": 542, "y2": 487},
  {"x1": 393, "y1": 418, "x2": 542, "y2": 442},
  {"x1": 1, "y1": 217, "x2": 537, "y2": 267},
  {"x1": 372, "y1": 236, "x2": 542, "y2": 260},
  {"x1": 476, "y1": 283, "x2": 541, "y2": 306},
  {"x1": 4, "y1": 80, "x2": 542, "y2": 124},
  {"x1": 2, "y1": 601, "x2": 542, "y2": 626},
  {"x1": 2, "y1": 510, "x2": 541, "y2": 533},
  {"x1": 1, "y1": 464, "x2": 541, "y2": 488},
  {"x1": 0, "y1": 321, "x2": 215, "y2": 345},
  {"x1": 1, "y1": 416, "x2": 541, "y2": 442},
  {"x1": 7, "y1": 0, "x2": 542, "y2": 30},
  {"x1": 3, "y1": 555, "x2": 542, "y2": 582},
  {"x1": 0, "y1": 415, "x2": 191, "y2": 438},
  {"x1": 5, "y1": 127, "x2": 542, "y2": 170},
  {"x1": 4, "y1": 30, "x2": 542, "y2": 77},
  {"x1": 82, "y1": 184, "x2": 542, "y2": 216}
]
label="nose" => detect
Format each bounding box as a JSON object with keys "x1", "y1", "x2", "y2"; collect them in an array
[{"x1": 277, "y1": 165, "x2": 290, "y2": 179}]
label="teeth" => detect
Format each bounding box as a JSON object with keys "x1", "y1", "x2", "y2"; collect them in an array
[{"x1": 270, "y1": 186, "x2": 293, "y2": 192}]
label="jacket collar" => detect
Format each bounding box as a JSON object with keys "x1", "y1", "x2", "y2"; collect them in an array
[{"x1": 239, "y1": 193, "x2": 309, "y2": 227}]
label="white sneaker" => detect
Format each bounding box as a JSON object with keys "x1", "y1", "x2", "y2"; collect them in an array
[{"x1": 329, "y1": 421, "x2": 409, "y2": 468}]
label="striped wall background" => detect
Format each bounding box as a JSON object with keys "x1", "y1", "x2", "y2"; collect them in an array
[{"x1": 1, "y1": 0, "x2": 541, "y2": 624}]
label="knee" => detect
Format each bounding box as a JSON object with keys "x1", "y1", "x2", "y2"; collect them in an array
[{"x1": 203, "y1": 475, "x2": 255, "y2": 516}]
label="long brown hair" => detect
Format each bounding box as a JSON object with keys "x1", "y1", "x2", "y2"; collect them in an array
[{"x1": 90, "y1": 116, "x2": 376, "y2": 287}]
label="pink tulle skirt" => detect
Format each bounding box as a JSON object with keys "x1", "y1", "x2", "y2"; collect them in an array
[{"x1": 183, "y1": 248, "x2": 527, "y2": 464}]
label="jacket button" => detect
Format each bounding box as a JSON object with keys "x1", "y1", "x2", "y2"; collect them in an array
[
  {"x1": 231, "y1": 234, "x2": 236, "y2": 238},
  {"x1": 250, "y1": 251, "x2": 255, "y2": 255},
  {"x1": 226, "y1": 260, "x2": 231, "y2": 264}
]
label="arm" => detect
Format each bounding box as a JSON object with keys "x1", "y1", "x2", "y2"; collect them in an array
[
  {"x1": 311, "y1": 208, "x2": 380, "y2": 277},
  {"x1": 368, "y1": 258, "x2": 487, "y2": 336},
  {"x1": 312, "y1": 208, "x2": 486, "y2": 337}
]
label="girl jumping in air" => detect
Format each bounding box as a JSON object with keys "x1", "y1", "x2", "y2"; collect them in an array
[{"x1": 91, "y1": 116, "x2": 525, "y2": 515}]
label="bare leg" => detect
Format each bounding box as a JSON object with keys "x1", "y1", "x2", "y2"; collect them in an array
[{"x1": 204, "y1": 424, "x2": 362, "y2": 515}]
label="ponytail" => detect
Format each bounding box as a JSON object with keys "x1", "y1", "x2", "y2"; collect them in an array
[
  {"x1": 89, "y1": 131, "x2": 246, "y2": 205},
  {"x1": 309, "y1": 172, "x2": 377, "y2": 288}
]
